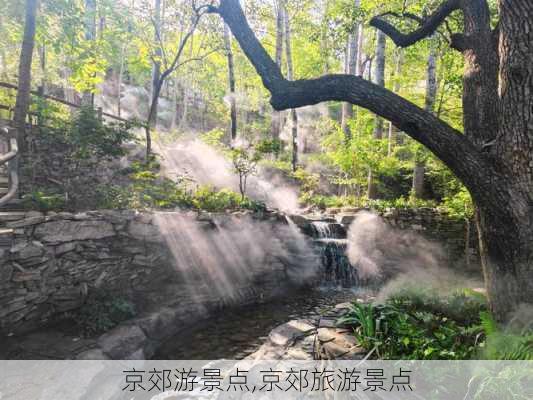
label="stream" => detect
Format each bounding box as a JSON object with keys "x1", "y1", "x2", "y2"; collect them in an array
[{"x1": 154, "y1": 286, "x2": 367, "y2": 360}]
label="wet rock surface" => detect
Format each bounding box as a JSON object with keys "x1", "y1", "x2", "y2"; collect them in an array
[
  {"x1": 248, "y1": 301, "x2": 368, "y2": 361},
  {"x1": 154, "y1": 288, "x2": 370, "y2": 360}
]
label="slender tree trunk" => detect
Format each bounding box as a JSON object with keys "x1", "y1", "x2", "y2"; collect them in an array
[
  {"x1": 170, "y1": 77, "x2": 179, "y2": 131},
  {"x1": 82, "y1": 0, "x2": 96, "y2": 107},
  {"x1": 117, "y1": 44, "x2": 126, "y2": 117},
  {"x1": 36, "y1": 42, "x2": 46, "y2": 127},
  {"x1": 367, "y1": 29, "x2": 386, "y2": 199},
  {"x1": 387, "y1": 49, "x2": 403, "y2": 154},
  {"x1": 283, "y1": 2, "x2": 298, "y2": 171},
  {"x1": 117, "y1": 44, "x2": 125, "y2": 117},
  {"x1": 372, "y1": 30, "x2": 386, "y2": 139},
  {"x1": 14, "y1": 0, "x2": 38, "y2": 152},
  {"x1": 179, "y1": 32, "x2": 194, "y2": 131},
  {"x1": 223, "y1": 23, "x2": 237, "y2": 141},
  {"x1": 412, "y1": 38, "x2": 437, "y2": 199},
  {"x1": 341, "y1": 0, "x2": 361, "y2": 142},
  {"x1": 145, "y1": 0, "x2": 163, "y2": 160},
  {"x1": 38, "y1": 44, "x2": 46, "y2": 95},
  {"x1": 0, "y1": 15, "x2": 8, "y2": 81},
  {"x1": 179, "y1": 85, "x2": 188, "y2": 130},
  {"x1": 117, "y1": 0, "x2": 135, "y2": 118},
  {"x1": 356, "y1": 25, "x2": 364, "y2": 78},
  {"x1": 271, "y1": 0, "x2": 284, "y2": 141}
]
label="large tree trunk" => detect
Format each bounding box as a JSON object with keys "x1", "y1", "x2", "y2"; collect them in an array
[
  {"x1": 215, "y1": 0, "x2": 533, "y2": 321},
  {"x1": 14, "y1": 0, "x2": 38, "y2": 152},
  {"x1": 367, "y1": 29, "x2": 386, "y2": 199},
  {"x1": 223, "y1": 23, "x2": 237, "y2": 141},
  {"x1": 340, "y1": 0, "x2": 361, "y2": 142},
  {"x1": 475, "y1": 0, "x2": 533, "y2": 321}
]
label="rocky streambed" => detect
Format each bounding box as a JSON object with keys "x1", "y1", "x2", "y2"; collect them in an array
[{"x1": 154, "y1": 287, "x2": 373, "y2": 360}]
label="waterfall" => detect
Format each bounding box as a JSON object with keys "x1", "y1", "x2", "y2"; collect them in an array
[
  {"x1": 308, "y1": 220, "x2": 359, "y2": 288},
  {"x1": 153, "y1": 211, "x2": 321, "y2": 306},
  {"x1": 312, "y1": 221, "x2": 333, "y2": 238}
]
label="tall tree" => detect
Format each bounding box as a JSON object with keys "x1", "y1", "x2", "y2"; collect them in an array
[
  {"x1": 212, "y1": 0, "x2": 533, "y2": 321},
  {"x1": 82, "y1": 0, "x2": 96, "y2": 107},
  {"x1": 387, "y1": 48, "x2": 403, "y2": 155},
  {"x1": 117, "y1": 0, "x2": 136, "y2": 117},
  {"x1": 340, "y1": 0, "x2": 361, "y2": 141},
  {"x1": 367, "y1": 28, "x2": 386, "y2": 199},
  {"x1": 144, "y1": 2, "x2": 205, "y2": 160},
  {"x1": 14, "y1": 0, "x2": 38, "y2": 151},
  {"x1": 148, "y1": 0, "x2": 162, "y2": 145},
  {"x1": 283, "y1": 1, "x2": 298, "y2": 171},
  {"x1": 413, "y1": 39, "x2": 438, "y2": 198},
  {"x1": 223, "y1": 22, "x2": 237, "y2": 141},
  {"x1": 270, "y1": 0, "x2": 284, "y2": 141}
]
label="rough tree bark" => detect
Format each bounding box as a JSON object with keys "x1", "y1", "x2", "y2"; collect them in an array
[
  {"x1": 367, "y1": 29, "x2": 386, "y2": 199},
  {"x1": 283, "y1": 1, "x2": 298, "y2": 172},
  {"x1": 340, "y1": 0, "x2": 362, "y2": 142},
  {"x1": 223, "y1": 23, "x2": 237, "y2": 141},
  {"x1": 412, "y1": 38, "x2": 438, "y2": 199},
  {"x1": 211, "y1": 0, "x2": 533, "y2": 321}
]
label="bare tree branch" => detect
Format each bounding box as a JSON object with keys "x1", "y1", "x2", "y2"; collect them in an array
[{"x1": 369, "y1": 0, "x2": 461, "y2": 47}]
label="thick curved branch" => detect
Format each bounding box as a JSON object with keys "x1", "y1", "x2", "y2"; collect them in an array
[
  {"x1": 369, "y1": 0, "x2": 461, "y2": 47},
  {"x1": 211, "y1": 0, "x2": 506, "y2": 211}
]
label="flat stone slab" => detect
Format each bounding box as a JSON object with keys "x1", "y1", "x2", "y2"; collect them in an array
[
  {"x1": 318, "y1": 318, "x2": 337, "y2": 328},
  {"x1": 34, "y1": 220, "x2": 115, "y2": 243},
  {"x1": 268, "y1": 319, "x2": 316, "y2": 347},
  {"x1": 98, "y1": 325, "x2": 147, "y2": 359}
]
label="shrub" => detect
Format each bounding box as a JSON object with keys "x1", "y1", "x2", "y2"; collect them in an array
[
  {"x1": 338, "y1": 290, "x2": 488, "y2": 360},
  {"x1": 74, "y1": 290, "x2": 136, "y2": 337},
  {"x1": 22, "y1": 190, "x2": 66, "y2": 211},
  {"x1": 97, "y1": 162, "x2": 265, "y2": 213},
  {"x1": 192, "y1": 185, "x2": 265, "y2": 212},
  {"x1": 478, "y1": 311, "x2": 533, "y2": 360}
]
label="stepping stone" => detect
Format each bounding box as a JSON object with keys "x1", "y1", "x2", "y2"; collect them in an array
[
  {"x1": 269, "y1": 319, "x2": 316, "y2": 347},
  {"x1": 318, "y1": 318, "x2": 337, "y2": 328}
]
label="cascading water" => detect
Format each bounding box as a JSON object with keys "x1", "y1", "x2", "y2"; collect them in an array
[
  {"x1": 153, "y1": 211, "x2": 321, "y2": 307},
  {"x1": 310, "y1": 220, "x2": 359, "y2": 288}
]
